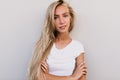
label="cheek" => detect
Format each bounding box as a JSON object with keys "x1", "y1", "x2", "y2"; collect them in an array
[
  {"x1": 66, "y1": 18, "x2": 71, "y2": 26},
  {"x1": 54, "y1": 20, "x2": 59, "y2": 26},
  {"x1": 54, "y1": 21, "x2": 59, "y2": 30},
  {"x1": 66, "y1": 16, "x2": 71, "y2": 23}
]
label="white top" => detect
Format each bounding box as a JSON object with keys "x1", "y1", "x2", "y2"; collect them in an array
[{"x1": 46, "y1": 39, "x2": 85, "y2": 76}]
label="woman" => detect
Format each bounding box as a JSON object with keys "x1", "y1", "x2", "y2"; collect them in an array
[{"x1": 27, "y1": 0, "x2": 87, "y2": 80}]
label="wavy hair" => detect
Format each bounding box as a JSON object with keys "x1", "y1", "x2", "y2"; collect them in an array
[{"x1": 27, "y1": 0, "x2": 75, "y2": 80}]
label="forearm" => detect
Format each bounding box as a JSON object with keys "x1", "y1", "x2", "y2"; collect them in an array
[{"x1": 45, "y1": 73, "x2": 76, "y2": 80}]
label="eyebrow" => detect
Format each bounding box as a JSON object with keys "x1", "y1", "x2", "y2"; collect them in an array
[{"x1": 54, "y1": 12, "x2": 69, "y2": 16}]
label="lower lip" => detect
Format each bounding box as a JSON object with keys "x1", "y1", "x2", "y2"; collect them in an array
[{"x1": 59, "y1": 26, "x2": 66, "y2": 30}]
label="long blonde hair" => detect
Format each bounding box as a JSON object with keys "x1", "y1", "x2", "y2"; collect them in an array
[{"x1": 27, "y1": 0, "x2": 75, "y2": 80}]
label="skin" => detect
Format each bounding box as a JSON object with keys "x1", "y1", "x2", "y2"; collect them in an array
[{"x1": 40, "y1": 5, "x2": 87, "y2": 80}]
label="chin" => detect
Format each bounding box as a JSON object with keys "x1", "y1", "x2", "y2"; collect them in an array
[
  {"x1": 56, "y1": 28, "x2": 69, "y2": 33},
  {"x1": 58, "y1": 30, "x2": 69, "y2": 33}
]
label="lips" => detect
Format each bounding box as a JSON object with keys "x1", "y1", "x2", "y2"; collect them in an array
[{"x1": 59, "y1": 25, "x2": 66, "y2": 30}]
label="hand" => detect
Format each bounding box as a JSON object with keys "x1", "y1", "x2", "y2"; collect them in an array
[
  {"x1": 71, "y1": 62, "x2": 87, "y2": 80},
  {"x1": 41, "y1": 61, "x2": 49, "y2": 74}
]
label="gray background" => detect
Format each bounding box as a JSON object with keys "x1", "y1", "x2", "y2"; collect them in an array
[{"x1": 0, "y1": 0, "x2": 120, "y2": 80}]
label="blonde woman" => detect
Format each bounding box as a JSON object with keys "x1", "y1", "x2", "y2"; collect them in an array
[{"x1": 27, "y1": 0, "x2": 87, "y2": 80}]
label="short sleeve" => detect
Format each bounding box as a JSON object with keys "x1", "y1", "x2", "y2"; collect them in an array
[{"x1": 74, "y1": 41, "x2": 85, "y2": 57}]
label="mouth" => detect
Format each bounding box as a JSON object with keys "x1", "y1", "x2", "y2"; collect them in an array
[{"x1": 59, "y1": 25, "x2": 66, "y2": 30}]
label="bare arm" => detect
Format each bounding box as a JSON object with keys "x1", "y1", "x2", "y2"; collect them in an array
[
  {"x1": 40, "y1": 62, "x2": 76, "y2": 80},
  {"x1": 45, "y1": 73, "x2": 75, "y2": 80},
  {"x1": 40, "y1": 53, "x2": 87, "y2": 80},
  {"x1": 75, "y1": 52, "x2": 87, "y2": 80},
  {"x1": 38, "y1": 69, "x2": 75, "y2": 80},
  {"x1": 41, "y1": 64, "x2": 85, "y2": 80}
]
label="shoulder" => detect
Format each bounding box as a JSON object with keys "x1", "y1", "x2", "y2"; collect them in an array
[
  {"x1": 72, "y1": 39, "x2": 84, "y2": 48},
  {"x1": 71, "y1": 39, "x2": 85, "y2": 57}
]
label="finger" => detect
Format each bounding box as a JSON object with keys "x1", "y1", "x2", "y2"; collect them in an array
[
  {"x1": 82, "y1": 68, "x2": 87, "y2": 72},
  {"x1": 81, "y1": 68, "x2": 87, "y2": 74},
  {"x1": 80, "y1": 66, "x2": 87, "y2": 74},
  {"x1": 80, "y1": 65, "x2": 86, "y2": 70},
  {"x1": 41, "y1": 65, "x2": 48, "y2": 73},
  {"x1": 41, "y1": 63, "x2": 49, "y2": 73},
  {"x1": 41, "y1": 64, "x2": 48, "y2": 70},
  {"x1": 82, "y1": 71, "x2": 87, "y2": 75},
  {"x1": 41, "y1": 63, "x2": 48, "y2": 70},
  {"x1": 78, "y1": 62, "x2": 85, "y2": 67},
  {"x1": 42, "y1": 61, "x2": 48, "y2": 67},
  {"x1": 41, "y1": 66, "x2": 46, "y2": 72},
  {"x1": 81, "y1": 69, "x2": 87, "y2": 74}
]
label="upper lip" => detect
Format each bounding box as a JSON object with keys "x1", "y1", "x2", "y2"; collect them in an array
[{"x1": 59, "y1": 25, "x2": 66, "y2": 28}]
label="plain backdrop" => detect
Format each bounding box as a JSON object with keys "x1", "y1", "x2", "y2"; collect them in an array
[{"x1": 0, "y1": 0, "x2": 120, "y2": 80}]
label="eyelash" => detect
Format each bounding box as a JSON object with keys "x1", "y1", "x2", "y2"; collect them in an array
[
  {"x1": 54, "y1": 17, "x2": 58, "y2": 19},
  {"x1": 64, "y1": 15, "x2": 68, "y2": 17},
  {"x1": 54, "y1": 15, "x2": 69, "y2": 19}
]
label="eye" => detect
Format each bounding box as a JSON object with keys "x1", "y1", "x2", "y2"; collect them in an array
[
  {"x1": 54, "y1": 16, "x2": 58, "y2": 19},
  {"x1": 63, "y1": 14, "x2": 69, "y2": 17}
]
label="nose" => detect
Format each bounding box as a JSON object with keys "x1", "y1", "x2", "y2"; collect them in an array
[{"x1": 59, "y1": 16, "x2": 65, "y2": 24}]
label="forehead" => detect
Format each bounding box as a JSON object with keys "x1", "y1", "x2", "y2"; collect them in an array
[{"x1": 54, "y1": 5, "x2": 69, "y2": 15}]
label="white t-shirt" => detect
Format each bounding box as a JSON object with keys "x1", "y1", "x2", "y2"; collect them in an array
[{"x1": 46, "y1": 39, "x2": 85, "y2": 76}]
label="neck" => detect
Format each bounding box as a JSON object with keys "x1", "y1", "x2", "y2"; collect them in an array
[{"x1": 56, "y1": 32, "x2": 71, "y2": 41}]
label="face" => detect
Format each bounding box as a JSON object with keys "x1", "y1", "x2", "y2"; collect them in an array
[{"x1": 54, "y1": 5, "x2": 71, "y2": 33}]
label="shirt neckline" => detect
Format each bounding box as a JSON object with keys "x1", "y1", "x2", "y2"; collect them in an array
[{"x1": 53, "y1": 39, "x2": 73, "y2": 51}]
